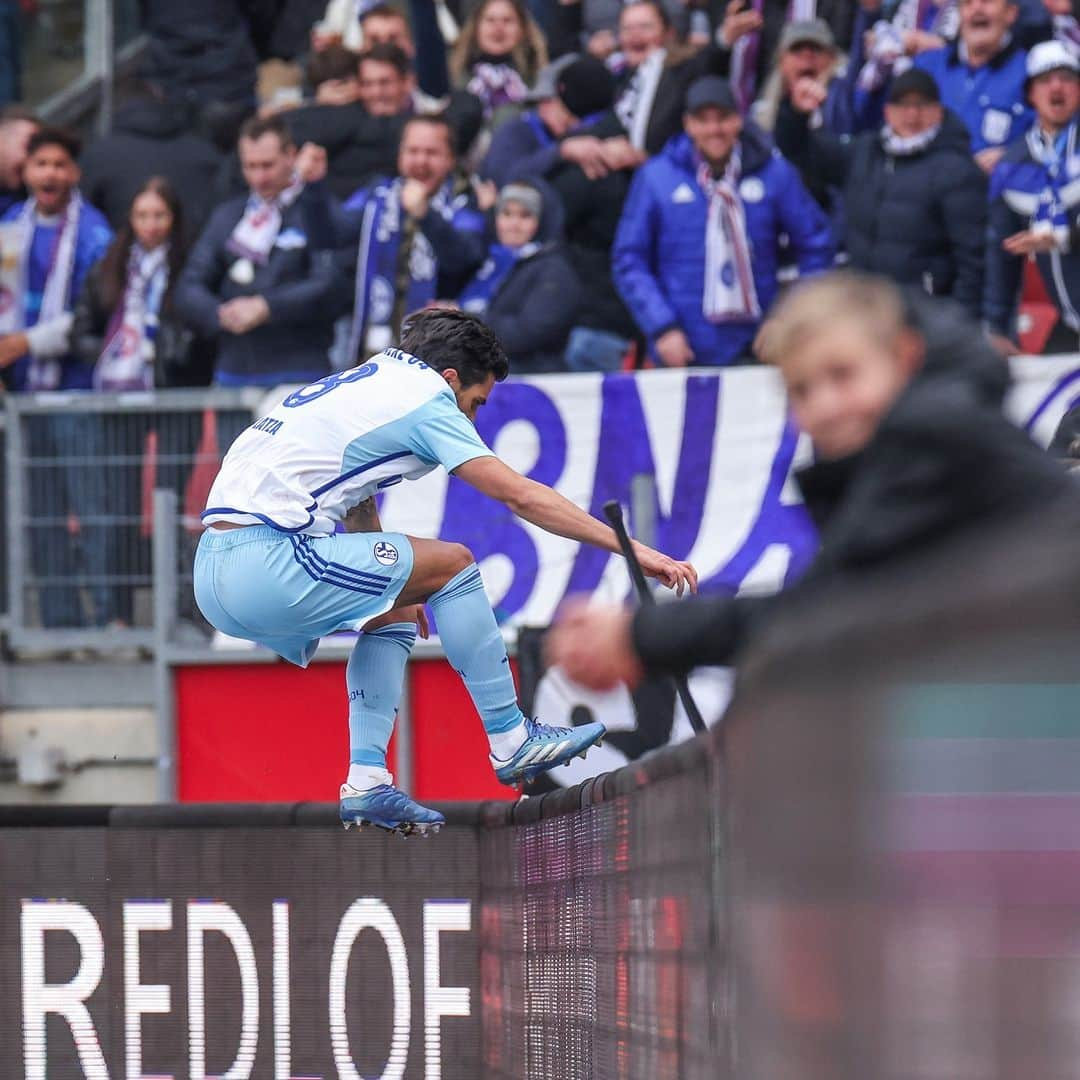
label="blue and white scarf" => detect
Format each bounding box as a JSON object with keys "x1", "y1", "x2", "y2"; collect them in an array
[
  {"x1": 858, "y1": 0, "x2": 959, "y2": 93},
  {"x1": 697, "y1": 149, "x2": 761, "y2": 322},
  {"x1": 459, "y1": 241, "x2": 540, "y2": 315},
  {"x1": 94, "y1": 243, "x2": 168, "y2": 392},
  {"x1": 227, "y1": 178, "x2": 303, "y2": 266},
  {"x1": 347, "y1": 177, "x2": 464, "y2": 360},
  {"x1": 0, "y1": 191, "x2": 83, "y2": 390},
  {"x1": 1026, "y1": 121, "x2": 1080, "y2": 250}
]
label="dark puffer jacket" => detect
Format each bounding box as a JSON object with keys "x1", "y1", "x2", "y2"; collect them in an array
[
  {"x1": 464, "y1": 178, "x2": 581, "y2": 374},
  {"x1": 775, "y1": 107, "x2": 987, "y2": 317}
]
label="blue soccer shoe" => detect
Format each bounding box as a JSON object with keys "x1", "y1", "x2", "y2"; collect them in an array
[
  {"x1": 339, "y1": 782, "x2": 445, "y2": 837},
  {"x1": 491, "y1": 717, "x2": 606, "y2": 787}
]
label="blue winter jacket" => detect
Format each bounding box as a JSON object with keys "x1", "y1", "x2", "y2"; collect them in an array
[
  {"x1": 983, "y1": 121, "x2": 1080, "y2": 334},
  {"x1": 914, "y1": 40, "x2": 1032, "y2": 153},
  {"x1": 613, "y1": 128, "x2": 835, "y2": 366}
]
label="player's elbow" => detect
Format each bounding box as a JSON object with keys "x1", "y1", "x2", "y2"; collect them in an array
[{"x1": 502, "y1": 479, "x2": 542, "y2": 520}]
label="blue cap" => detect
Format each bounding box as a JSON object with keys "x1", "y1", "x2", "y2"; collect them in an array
[{"x1": 685, "y1": 76, "x2": 738, "y2": 115}]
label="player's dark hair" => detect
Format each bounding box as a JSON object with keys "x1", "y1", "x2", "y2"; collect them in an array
[
  {"x1": 26, "y1": 125, "x2": 80, "y2": 162},
  {"x1": 400, "y1": 309, "x2": 510, "y2": 386}
]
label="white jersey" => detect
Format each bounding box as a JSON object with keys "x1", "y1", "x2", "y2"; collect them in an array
[{"x1": 203, "y1": 348, "x2": 494, "y2": 535}]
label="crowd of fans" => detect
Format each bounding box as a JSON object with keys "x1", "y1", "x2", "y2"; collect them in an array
[
  {"x1": 0, "y1": 0, "x2": 1079, "y2": 630},
  {"x1": 2, "y1": 0, "x2": 1080, "y2": 390}
]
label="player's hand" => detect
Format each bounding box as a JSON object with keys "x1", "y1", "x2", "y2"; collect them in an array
[
  {"x1": 720, "y1": 0, "x2": 764, "y2": 47},
  {"x1": 547, "y1": 598, "x2": 644, "y2": 690},
  {"x1": 409, "y1": 604, "x2": 430, "y2": 639},
  {"x1": 632, "y1": 541, "x2": 697, "y2": 595},
  {"x1": 655, "y1": 328, "x2": 694, "y2": 367}
]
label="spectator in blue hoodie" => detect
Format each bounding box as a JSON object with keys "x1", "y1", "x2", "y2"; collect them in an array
[
  {"x1": 913, "y1": 0, "x2": 1032, "y2": 171},
  {"x1": 613, "y1": 76, "x2": 834, "y2": 367},
  {"x1": 984, "y1": 40, "x2": 1080, "y2": 352}
]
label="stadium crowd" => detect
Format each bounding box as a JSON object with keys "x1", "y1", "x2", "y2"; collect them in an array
[
  {"x1": 3, "y1": 0, "x2": 1080, "y2": 391},
  {"x1": 0, "y1": 0, "x2": 1079, "y2": 631}
]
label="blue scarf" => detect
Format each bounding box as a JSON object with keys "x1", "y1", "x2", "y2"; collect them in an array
[
  {"x1": 1026, "y1": 120, "x2": 1080, "y2": 249},
  {"x1": 459, "y1": 242, "x2": 540, "y2": 315},
  {"x1": 347, "y1": 177, "x2": 459, "y2": 361}
]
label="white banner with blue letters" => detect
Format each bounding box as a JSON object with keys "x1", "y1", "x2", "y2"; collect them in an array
[{"x1": 366, "y1": 356, "x2": 1080, "y2": 627}]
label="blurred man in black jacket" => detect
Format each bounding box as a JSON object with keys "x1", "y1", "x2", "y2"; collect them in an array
[{"x1": 550, "y1": 272, "x2": 1072, "y2": 689}]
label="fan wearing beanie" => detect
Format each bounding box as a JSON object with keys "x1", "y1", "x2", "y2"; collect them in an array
[
  {"x1": 481, "y1": 54, "x2": 619, "y2": 187},
  {"x1": 457, "y1": 179, "x2": 581, "y2": 372}
]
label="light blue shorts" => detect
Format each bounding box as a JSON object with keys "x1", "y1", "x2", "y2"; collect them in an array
[{"x1": 193, "y1": 525, "x2": 415, "y2": 667}]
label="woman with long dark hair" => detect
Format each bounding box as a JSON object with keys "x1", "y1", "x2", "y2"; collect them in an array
[{"x1": 73, "y1": 176, "x2": 212, "y2": 630}]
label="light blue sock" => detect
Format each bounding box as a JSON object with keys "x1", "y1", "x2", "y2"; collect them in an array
[
  {"x1": 346, "y1": 623, "x2": 416, "y2": 770},
  {"x1": 428, "y1": 564, "x2": 526, "y2": 742}
]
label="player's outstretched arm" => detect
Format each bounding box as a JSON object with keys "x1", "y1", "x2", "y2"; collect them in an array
[{"x1": 453, "y1": 456, "x2": 698, "y2": 595}]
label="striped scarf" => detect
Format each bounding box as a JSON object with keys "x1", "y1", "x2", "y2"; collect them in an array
[
  {"x1": 698, "y1": 149, "x2": 761, "y2": 322},
  {"x1": 1027, "y1": 121, "x2": 1079, "y2": 250},
  {"x1": 94, "y1": 243, "x2": 169, "y2": 392},
  {"x1": 226, "y1": 178, "x2": 303, "y2": 266}
]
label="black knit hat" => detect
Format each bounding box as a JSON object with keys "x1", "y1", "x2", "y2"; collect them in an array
[
  {"x1": 556, "y1": 56, "x2": 616, "y2": 119},
  {"x1": 887, "y1": 68, "x2": 941, "y2": 105}
]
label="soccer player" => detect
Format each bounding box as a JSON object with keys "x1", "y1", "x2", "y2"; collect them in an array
[{"x1": 195, "y1": 309, "x2": 697, "y2": 834}]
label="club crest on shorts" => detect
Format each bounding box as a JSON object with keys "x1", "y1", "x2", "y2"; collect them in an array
[{"x1": 373, "y1": 540, "x2": 399, "y2": 565}]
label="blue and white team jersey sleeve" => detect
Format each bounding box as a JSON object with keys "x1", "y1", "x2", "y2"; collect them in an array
[{"x1": 404, "y1": 391, "x2": 495, "y2": 472}]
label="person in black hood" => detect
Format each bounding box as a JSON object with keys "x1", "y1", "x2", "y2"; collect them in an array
[
  {"x1": 80, "y1": 80, "x2": 222, "y2": 238},
  {"x1": 775, "y1": 67, "x2": 987, "y2": 318},
  {"x1": 548, "y1": 272, "x2": 1073, "y2": 688},
  {"x1": 458, "y1": 178, "x2": 580, "y2": 372}
]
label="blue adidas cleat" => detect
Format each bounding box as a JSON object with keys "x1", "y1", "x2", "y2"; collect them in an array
[
  {"x1": 491, "y1": 717, "x2": 606, "y2": 788},
  {"x1": 339, "y1": 782, "x2": 445, "y2": 837}
]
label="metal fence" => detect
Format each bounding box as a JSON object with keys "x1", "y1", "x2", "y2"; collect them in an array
[{"x1": 2, "y1": 389, "x2": 263, "y2": 654}]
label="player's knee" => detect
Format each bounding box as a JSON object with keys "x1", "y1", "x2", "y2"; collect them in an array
[{"x1": 445, "y1": 542, "x2": 474, "y2": 579}]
